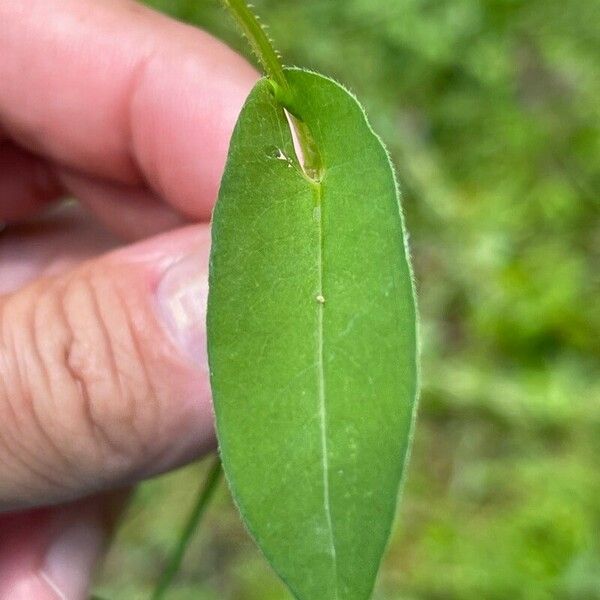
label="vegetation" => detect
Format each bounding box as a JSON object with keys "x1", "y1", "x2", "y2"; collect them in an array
[{"x1": 96, "y1": 1, "x2": 600, "y2": 598}]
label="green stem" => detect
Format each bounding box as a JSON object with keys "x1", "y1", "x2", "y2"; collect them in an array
[
  {"x1": 220, "y1": 0, "x2": 323, "y2": 181},
  {"x1": 151, "y1": 457, "x2": 222, "y2": 600},
  {"x1": 221, "y1": 0, "x2": 287, "y2": 91}
]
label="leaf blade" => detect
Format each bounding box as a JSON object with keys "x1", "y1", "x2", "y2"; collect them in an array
[{"x1": 208, "y1": 69, "x2": 418, "y2": 600}]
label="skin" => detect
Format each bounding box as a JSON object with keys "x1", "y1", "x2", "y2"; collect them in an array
[{"x1": 0, "y1": 0, "x2": 257, "y2": 597}]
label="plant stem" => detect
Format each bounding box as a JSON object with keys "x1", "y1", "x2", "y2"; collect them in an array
[
  {"x1": 151, "y1": 457, "x2": 222, "y2": 600},
  {"x1": 220, "y1": 0, "x2": 323, "y2": 181},
  {"x1": 220, "y1": 0, "x2": 287, "y2": 91}
]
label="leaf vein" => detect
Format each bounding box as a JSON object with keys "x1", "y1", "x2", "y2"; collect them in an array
[{"x1": 314, "y1": 179, "x2": 339, "y2": 596}]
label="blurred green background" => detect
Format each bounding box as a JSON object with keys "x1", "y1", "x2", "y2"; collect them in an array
[{"x1": 96, "y1": 0, "x2": 600, "y2": 598}]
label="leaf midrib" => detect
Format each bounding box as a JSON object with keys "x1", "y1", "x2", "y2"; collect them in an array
[{"x1": 313, "y1": 177, "x2": 339, "y2": 597}]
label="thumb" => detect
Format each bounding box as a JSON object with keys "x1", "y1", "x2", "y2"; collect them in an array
[{"x1": 0, "y1": 225, "x2": 214, "y2": 511}]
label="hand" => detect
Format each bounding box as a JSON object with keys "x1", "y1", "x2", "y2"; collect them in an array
[{"x1": 0, "y1": 0, "x2": 256, "y2": 597}]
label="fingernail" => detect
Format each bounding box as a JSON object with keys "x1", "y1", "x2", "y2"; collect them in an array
[
  {"x1": 156, "y1": 252, "x2": 208, "y2": 364},
  {"x1": 40, "y1": 521, "x2": 105, "y2": 600}
]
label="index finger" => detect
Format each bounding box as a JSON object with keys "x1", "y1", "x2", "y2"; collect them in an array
[{"x1": 0, "y1": 0, "x2": 258, "y2": 219}]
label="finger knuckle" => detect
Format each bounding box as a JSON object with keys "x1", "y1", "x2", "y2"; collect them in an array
[
  {"x1": 0, "y1": 266, "x2": 163, "y2": 506},
  {"x1": 54, "y1": 268, "x2": 159, "y2": 475}
]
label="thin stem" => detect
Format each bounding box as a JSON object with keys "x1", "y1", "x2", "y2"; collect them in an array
[
  {"x1": 220, "y1": 0, "x2": 323, "y2": 181},
  {"x1": 151, "y1": 457, "x2": 223, "y2": 600},
  {"x1": 221, "y1": 0, "x2": 287, "y2": 91}
]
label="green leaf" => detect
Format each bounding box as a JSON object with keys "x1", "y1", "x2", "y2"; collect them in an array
[{"x1": 207, "y1": 68, "x2": 418, "y2": 600}]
